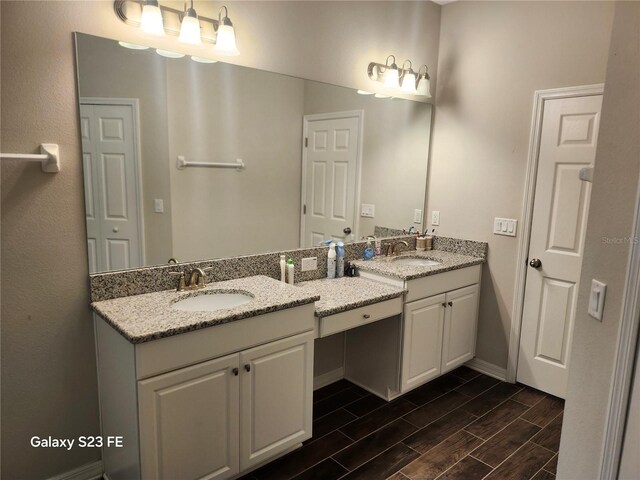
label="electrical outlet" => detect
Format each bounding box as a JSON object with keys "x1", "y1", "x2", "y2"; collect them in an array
[
  {"x1": 154, "y1": 198, "x2": 164, "y2": 213},
  {"x1": 431, "y1": 211, "x2": 440, "y2": 226},
  {"x1": 361, "y1": 204, "x2": 375, "y2": 218},
  {"x1": 413, "y1": 209, "x2": 423, "y2": 224},
  {"x1": 301, "y1": 257, "x2": 318, "y2": 272}
]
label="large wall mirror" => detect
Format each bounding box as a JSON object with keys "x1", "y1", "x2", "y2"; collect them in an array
[{"x1": 75, "y1": 33, "x2": 432, "y2": 273}]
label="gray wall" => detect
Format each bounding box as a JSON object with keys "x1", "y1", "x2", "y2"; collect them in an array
[
  {"x1": 429, "y1": 0, "x2": 614, "y2": 369},
  {"x1": 558, "y1": 2, "x2": 640, "y2": 478},
  {"x1": 0, "y1": 1, "x2": 441, "y2": 478}
]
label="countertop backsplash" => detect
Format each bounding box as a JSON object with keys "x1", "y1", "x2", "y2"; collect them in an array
[{"x1": 89, "y1": 235, "x2": 487, "y2": 302}]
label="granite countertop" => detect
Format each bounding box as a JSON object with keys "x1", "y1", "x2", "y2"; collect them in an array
[
  {"x1": 91, "y1": 275, "x2": 320, "y2": 344},
  {"x1": 352, "y1": 249, "x2": 485, "y2": 281},
  {"x1": 296, "y1": 277, "x2": 406, "y2": 318}
]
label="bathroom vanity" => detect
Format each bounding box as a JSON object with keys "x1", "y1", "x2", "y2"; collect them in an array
[{"x1": 92, "y1": 246, "x2": 485, "y2": 480}]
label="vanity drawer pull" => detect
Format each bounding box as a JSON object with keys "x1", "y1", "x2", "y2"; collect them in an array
[
  {"x1": 442, "y1": 302, "x2": 447, "y2": 308},
  {"x1": 232, "y1": 368, "x2": 239, "y2": 376},
  {"x1": 448, "y1": 301, "x2": 453, "y2": 307},
  {"x1": 244, "y1": 364, "x2": 251, "y2": 373},
  {"x1": 363, "y1": 314, "x2": 371, "y2": 319}
]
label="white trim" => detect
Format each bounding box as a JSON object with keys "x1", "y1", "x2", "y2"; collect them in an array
[
  {"x1": 80, "y1": 97, "x2": 146, "y2": 267},
  {"x1": 313, "y1": 367, "x2": 345, "y2": 390},
  {"x1": 465, "y1": 357, "x2": 507, "y2": 381},
  {"x1": 506, "y1": 84, "x2": 605, "y2": 383},
  {"x1": 300, "y1": 110, "x2": 364, "y2": 247},
  {"x1": 47, "y1": 461, "x2": 103, "y2": 480},
  {"x1": 600, "y1": 175, "x2": 640, "y2": 479}
]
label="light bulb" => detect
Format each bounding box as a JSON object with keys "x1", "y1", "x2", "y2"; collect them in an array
[
  {"x1": 416, "y1": 76, "x2": 431, "y2": 97},
  {"x1": 140, "y1": 2, "x2": 164, "y2": 36},
  {"x1": 401, "y1": 72, "x2": 417, "y2": 94},
  {"x1": 179, "y1": 8, "x2": 201, "y2": 45},
  {"x1": 383, "y1": 67, "x2": 400, "y2": 89},
  {"x1": 216, "y1": 24, "x2": 239, "y2": 56}
]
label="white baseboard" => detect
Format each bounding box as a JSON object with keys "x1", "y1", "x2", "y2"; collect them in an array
[
  {"x1": 465, "y1": 358, "x2": 507, "y2": 381},
  {"x1": 47, "y1": 461, "x2": 103, "y2": 480},
  {"x1": 313, "y1": 367, "x2": 344, "y2": 390}
]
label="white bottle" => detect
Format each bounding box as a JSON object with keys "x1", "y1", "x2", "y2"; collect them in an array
[
  {"x1": 286, "y1": 258, "x2": 295, "y2": 285},
  {"x1": 327, "y1": 242, "x2": 336, "y2": 279},
  {"x1": 280, "y1": 254, "x2": 286, "y2": 282}
]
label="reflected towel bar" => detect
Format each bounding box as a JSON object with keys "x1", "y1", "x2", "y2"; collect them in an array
[
  {"x1": 0, "y1": 143, "x2": 60, "y2": 173},
  {"x1": 176, "y1": 155, "x2": 245, "y2": 171}
]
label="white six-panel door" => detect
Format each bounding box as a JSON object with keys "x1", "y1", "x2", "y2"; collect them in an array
[
  {"x1": 301, "y1": 112, "x2": 361, "y2": 247},
  {"x1": 80, "y1": 102, "x2": 142, "y2": 272},
  {"x1": 517, "y1": 94, "x2": 603, "y2": 398}
]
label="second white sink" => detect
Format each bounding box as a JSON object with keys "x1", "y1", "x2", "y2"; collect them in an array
[
  {"x1": 392, "y1": 257, "x2": 441, "y2": 267},
  {"x1": 172, "y1": 291, "x2": 254, "y2": 312}
]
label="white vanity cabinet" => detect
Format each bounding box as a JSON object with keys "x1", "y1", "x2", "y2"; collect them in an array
[
  {"x1": 95, "y1": 304, "x2": 315, "y2": 480},
  {"x1": 360, "y1": 264, "x2": 481, "y2": 395}
]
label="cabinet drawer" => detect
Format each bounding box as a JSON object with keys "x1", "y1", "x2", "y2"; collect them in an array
[
  {"x1": 406, "y1": 265, "x2": 481, "y2": 302},
  {"x1": 319, "y1": 297, "x2": 402, "y2": 337}
]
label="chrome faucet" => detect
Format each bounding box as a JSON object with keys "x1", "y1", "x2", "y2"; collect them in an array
[
  {"x1": 169, "y1": 267, "x2": 213, "y2": 291},
  {"x1": 387, "y1": 240, "x2": 409, "y2": 257}
]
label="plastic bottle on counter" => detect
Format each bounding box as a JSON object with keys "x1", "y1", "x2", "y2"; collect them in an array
[
  {"x1": 287, "y1": 258, "x2": 295, "y2": 284},
  {"x1": 327, "y1": 242, "x2": 336, "y2": 279},
  {"x1": 280, "y1": 254, "x2": 286, "y2": 282},
  {"x1": 336, "y1": 241, "x2": 345, "y2": 278}
]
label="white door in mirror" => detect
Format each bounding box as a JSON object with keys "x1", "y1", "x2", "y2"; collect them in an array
[{"x1": 588, "y1": 279, "x2": 606, "y2": 321}]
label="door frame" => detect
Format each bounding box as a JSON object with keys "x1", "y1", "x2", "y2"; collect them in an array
[
  {"x1": 300, "y1": 110, "x2": 364, "y2": 247},
  {"x1": 80, "y1": 97, "x2": 146, "y2": 267},
  {"x1": 506, "y1": 84, "x2": 604, "y2": 383}
]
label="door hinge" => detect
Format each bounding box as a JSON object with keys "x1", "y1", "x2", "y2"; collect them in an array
[
  {"x1": 303, "y1": 204, "x2": 307, "y2": 214},
  {"x1": 304, "y1": 137, "x2": 308, "y2": 148}
]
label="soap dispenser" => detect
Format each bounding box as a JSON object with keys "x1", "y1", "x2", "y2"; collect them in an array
[{"x1": 363, "y1": 237, "x2": 375, "y2": 260}]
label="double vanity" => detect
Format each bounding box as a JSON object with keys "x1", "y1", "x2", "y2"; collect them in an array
[{"x1": 92, "y1": 240, "x2": 485, "y2": 480}]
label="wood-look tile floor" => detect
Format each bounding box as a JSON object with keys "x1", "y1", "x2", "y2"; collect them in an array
[{"x1": 241, "y1": 367, "x2": 564, "y2": 480}]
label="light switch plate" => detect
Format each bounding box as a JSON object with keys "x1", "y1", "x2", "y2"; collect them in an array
[
  {"x1": 588, "y1": 279, "x2": 607, "y2": 321},
  {"x1": 154, "y1": 198, "x2": 164, "y2": 213},
  {"x1": 301, "y1": 257, "x2": 318, "y2": 272},
  {"x1": 413, "y1": 209, "x2": 423, "y2": 224},
  {"x1": 360, "y1": 204, "x2": 375, "y2": 218},
  {"x1": 493, "y1": 217, "x2": 517, "y2": 237},
  {"x1": 431, "y1": 211, "x2": 440, "y2": 226}
]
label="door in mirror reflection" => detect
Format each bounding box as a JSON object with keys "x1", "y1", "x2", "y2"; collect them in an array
[
  {"x1": 302, "y1": 112, "x2": 361, "y2": 246},
  {"x1": 81, "y1": 100, "x2": 143, "y2": 273}
]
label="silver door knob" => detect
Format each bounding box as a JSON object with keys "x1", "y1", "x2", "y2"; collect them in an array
[
  {"x1": 529, "y1": 258, "x2": 542, "y2": 269},
  {"x1": 112, "y1": 227, "x2": 119, "y2": 233},
  {"x1": 343, "y1": 227, "x2": 352, "y2": 235}
]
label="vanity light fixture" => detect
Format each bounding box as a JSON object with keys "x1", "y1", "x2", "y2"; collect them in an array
[
  {"x1": 367, "y1": 56, "x2": 431, "y2": 98},
  {"x1": 114, "y1": 1, "x2": 240, "y2": 56},
  {"x1": 416, "y1": 65, "x2": 432, "y2": 97},
  {"x1": 178, "y1": 0, "x2": 202, "y2": 45},
  {"x1": 400, "y1": 60, "x2": 417, "y2": 94},
  {"x1": 215, "y1": 6, "x2": 239, "y2": 56},
  {"x1": 382, "y1": 55, "x2": 400, "y2": 89},
  {"x1": 140, "y1": 0, "x2": 164, "y2": 36}
]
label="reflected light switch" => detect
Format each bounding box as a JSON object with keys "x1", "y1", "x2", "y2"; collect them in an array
[{"x1": 154, "y1": 198, "x2": 164, "y2": 213}]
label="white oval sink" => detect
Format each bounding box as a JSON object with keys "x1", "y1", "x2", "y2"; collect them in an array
[
  {"x1": 172, "y1": 292, "x2": 254, "y2": 312},
  {"x1": 393, "y1": 257, "x2": 441, "y2": 267}
]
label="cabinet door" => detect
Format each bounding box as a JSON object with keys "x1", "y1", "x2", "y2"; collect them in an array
[
  {"x1": 401, "y1": 294, "x2": 446, "y2": 392},
  {"x1": 138, "y1": 353, "x2": 240, "y2": 480},
  {"x1": 442, "y1": 284, "x2": 479, "y2": 373},
  {"x1": 240, "y1": 331, "x2": 314, "y2": 471}
]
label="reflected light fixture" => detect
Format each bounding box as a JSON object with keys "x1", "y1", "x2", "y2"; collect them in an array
[
  {"x1": 215, "y1": 6, "x2": 239, "y2": 56},
  {"x1": 357, "y1": 90, "x2": 374, "y2": 95},
  {"x1": 400, "y1": 60, "x2": 417, "y2": 94},
  {"x1": 140, "y1": 0, "x2": 164, "y2": 36},
  {"x1": 118, "y1": 41, "x2": 149, "y2": 50},
  {"x1": 367, "y1": 55, "x2": 430, "y2": 98},
  {"x1": 416, "y1": 65, "x2": 431, "y2": 97},
  {"x1": 156, "y1": 49, "x2": 185, "y2": 58},
  {"x1": 191, "y1": 56, "x2": 218, "y2": 64},
  {"x1": 383, "y1": 55, "x2": 400, "y2": 89},
  {"x1": 178, "y1": 0, "x2": 201, "y2": 45},
  {"x1": 114, "y1": 1, "x2": 240, "y2": 56}
]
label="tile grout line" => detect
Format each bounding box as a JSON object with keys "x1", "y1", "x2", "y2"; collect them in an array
[{"x1": 468, "y1": 453, "x2": 496, "y2": 469}]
